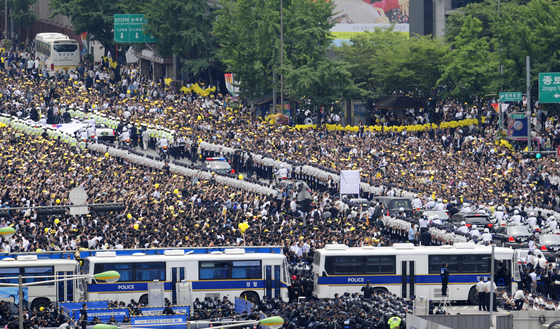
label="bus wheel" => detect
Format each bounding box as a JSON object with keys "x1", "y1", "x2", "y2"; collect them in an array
[
  {"x1": 468, "y1": 287, "x2": 478, "y2": 305},
  {"x1": 373, "y1": 288, "x2": 388, "y2": 294},
  {"x1": 31, "y1": 298, "x2": 50, "y2": 312},
  {"x1": 139, "y1": 294, "x2": 149, "y2": 306},
  {"x1": 239, "y1": 291, "x2": 259, "y2": 303}
]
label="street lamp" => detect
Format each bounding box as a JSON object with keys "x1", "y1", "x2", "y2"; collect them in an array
[{"x1": 0, "y1": 271, "x2": 120, "y2": 329}]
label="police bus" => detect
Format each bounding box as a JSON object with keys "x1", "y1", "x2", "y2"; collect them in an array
[
  {"x1": 0, "y1": 255, "x2": 80, "y2": 311},
  {"x1": 312, "y1": 243, "x2": 518, "y2": 304},
  {"x1": 34, "y1": 33, "x2": 80, "y2": 76},
  {"x1": 83, "y1": 249, "x2": 290, "y2": 305}
]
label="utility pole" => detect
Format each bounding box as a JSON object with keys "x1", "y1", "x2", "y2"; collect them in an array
[
  {"x1": 4, "y1": 0, "x2": 7, "y2": 41},
  {"x1": 526, "y1": 56, "x2": 531, "y2": 152},
  {"x1": 280, "y1": 0, "x2": 284, "y2": 115}
]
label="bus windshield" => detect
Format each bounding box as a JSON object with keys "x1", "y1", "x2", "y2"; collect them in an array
[{"x1": 53, "y1": 44, "x2": 78, "y2": 52}]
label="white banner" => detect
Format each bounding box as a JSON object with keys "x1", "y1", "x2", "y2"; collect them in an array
[{"x1": 340, "y1": 170, "x2": 360, "y2": 195}]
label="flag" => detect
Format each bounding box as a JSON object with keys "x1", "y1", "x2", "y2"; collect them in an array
[{"x1": 490, "y1": 103, "x2": 499, "y2": 112}]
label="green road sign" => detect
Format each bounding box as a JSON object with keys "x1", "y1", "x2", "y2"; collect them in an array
[
  {"x1": 539, "y1": 72, "x2": 560, "y2": 103},
  {"x1": 499, "y1": 92, "x2": 522, "y2": 102},
  {"x1": 509, "y1": 113, "x2": 526, "y2": 119},
  {"x1": 114, "y1": 14, "x2": 158, "y2": 43}
]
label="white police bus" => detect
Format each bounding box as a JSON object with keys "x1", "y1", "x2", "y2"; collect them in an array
[
  {"x1": 312, "y1": 243, "x2": 518, "y2": 304},
  {"x1": 83, "y1": 249, "x2": 290, "y2": 305},
  {"x1": 0, "y1": 255, "x2": 80, "y2": 311}
]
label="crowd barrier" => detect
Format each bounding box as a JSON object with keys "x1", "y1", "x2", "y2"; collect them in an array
[
  {"x1": 130, "y1": 313, "x2": 187, "y2": 329},
  {"x1": 72, "y1": 307, "x2": 129, "y2": 323},
  {"x1": 235, "y1": 297, "x2": 255, "y2": 314},
  {"x1": 59, "y1": 300, "x2": 109, "y2": 315}
]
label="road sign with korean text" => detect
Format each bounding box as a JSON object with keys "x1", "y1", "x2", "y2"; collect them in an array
[{"x1": 114, "y1": 14, "x2": 158, "y2": 43}]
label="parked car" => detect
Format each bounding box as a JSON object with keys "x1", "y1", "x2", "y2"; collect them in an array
[
  {"x1": 520, "y1": 234, "x2": 560, "y2": 261},
  {"x1": 492, "y1": 225, "x2": 532, "y2": 248},
  {"x1": 449, "y1": 212, "x2": 493, "y2": 231},
  {"x1": 373, "y1": 196, "x2": 414, "y2": 217}
]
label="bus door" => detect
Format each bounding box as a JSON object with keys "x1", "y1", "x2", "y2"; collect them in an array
[
  {"x1": 264, "y1": 265, "x2": 282, "y2": 299},
  {"x1": 171, "y1": 267, "x2": 185, "y2": 304},
  {"x1": 400, "y1": 260, "x2": 416, "y2": 299},
  {"x1": 57, "y1": 271, "x2": 75, "y2": 302}
]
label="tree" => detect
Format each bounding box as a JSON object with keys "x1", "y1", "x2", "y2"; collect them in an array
[
  {"x1": 214, "y1": 0, "x2": 336, "y2": 103},
  {"x1": 438, "y1": 15, "x2": 498, "y2": 118},
  {"x1": 335, "y1": 28, "x2": 449, "y2": 110},
  {"x1": 214, "y1": 0, "x2": 282, "y2": 99},
  {"x1": 496, "y1": 0, "x2": 560, "y2": 108},
  {"x1": 49, "y1": 0, "x2": 121, "y2": 56},
  {"x1": 144, "y1": 0, "x2": 216, "y2": 78},
  {"x1": 283, "y1": 58, "x2": 362, "y2": 125},
  {"x1": 8, "y1": 0, "x2": 37, "y2": 45},
  {"x1": 335, "y1": 27, "x2": 409, "y2": 101}
]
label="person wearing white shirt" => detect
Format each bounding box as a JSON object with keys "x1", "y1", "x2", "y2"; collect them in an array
[
  {"x1": 514, "y1": 288, "x2": 526, "y2": 310},
  {"x1": 549, "y1": 219, "x2": 558, "y2": 231},
  {"x1": 461, "y1": 203, "x2": 472, "y2": 213},
  {"x1": 470, "y1": 225, "x2": 481, "y2": 239},
  {"x1": 476, "y1": 277, "x2": 487, "y2": 311},
  {"x1": 525, "y1": 251, "x2": 536, "y2": 267},
  {"x1": 527, "y1": 214, "x2": 537, "y2": 228},
  {"x1": 485, "y1": 280, "x2": 498, "y2": 311},
  {"x1": 481, "y1": 228, "x2": 492, "y2": 243},
  {"x1": 529, "y1": 269, "x2": 537, "y2": 293},
  {"x1": 528, "y1": 238, "x2": 536, "y2": 252},
  {"x1": 457, "y1": 221, "x2": 469, "y2": 234}
]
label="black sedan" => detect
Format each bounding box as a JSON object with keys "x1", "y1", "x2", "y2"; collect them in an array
[
  {"x1": 521, "y1": 234, "x2": 560, "y2": 261},
  {"x1": 492, "y1": 225, "x2": 532, "y2": 248}
]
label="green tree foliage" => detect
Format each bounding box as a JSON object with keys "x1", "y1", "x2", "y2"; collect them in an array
[
  {"x1": 144, "y1": 0, "x2": 216, "y2": 76},
  {"x1": 497, "y1": 0, "x2": 560, "y2": 93},
  {"x1": 49, "y1": 0, "x2": 119, "y2": 54},
  {"x1": 438, "y1": 15, "x2": 498, "y2": 115},
  {"x1": 214, "y1": 0, "x2": 337, "y2": 100},
  {"x1": 335, "y1": 28, "x2": 449, "y2": 108},
  {"x1": 8, "y1": 0, "x2": 38, "y2": 32}
]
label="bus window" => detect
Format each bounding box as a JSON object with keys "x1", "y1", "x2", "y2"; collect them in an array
[
  {"x1": 461, "y1": 255, "x2": 490, "y2": 273},
  {"x1": 135, "y1": 262, "x2": 165, "y2": 281},
  {"x1": 232, "y1": 261, "x2": 262, "y2": 279},
  {"x1": 199, "y1": 261, "x2": 230, "y2": 280},
  {"x1": 24, "y1": 267, "x2": 54, "y2": 284},
  {"x1": 428, "y1": 255, "x2": 460, "y2": 273},
  {"x1": 365, "y1": 256, "x2": 396, "y2": 274},
  {"x1": 0, "y1": 268, "x2": 19, "y2": 284},
  {"x1": 94, "y1": 263, "x2": 133, "y2": 281},
  {"x1": 53, "y1": 44, "x2": 78, "y2": 52}
]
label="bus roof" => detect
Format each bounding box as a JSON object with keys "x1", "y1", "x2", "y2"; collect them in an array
[
  {"x1": 316, "y1": 243, "x2": 513, "y2": 258},
  {"x1": 0, "y1": 246, "x2": 283, "y2": 261},
  {"x1": 0, "y1": 255, "x2": 77, "y2": 267},
  {"x1": 85, "y1": 249, "x2": 286, "y2": 264},
  {"x1": 35, "y1": 33, "x2": 71, "y2": 42}
]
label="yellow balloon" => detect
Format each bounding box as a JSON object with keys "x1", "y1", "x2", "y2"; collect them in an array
[
  {"x1": 105, "y1": 152, "x2": 109, "y2": 157},
  {"x1": 54, "y1": 218, "x2": 60, "y2": 225},
  {"x1": 56, "y1": 199, "x2": 61, "y2": 204},
  {"x1": 238, "y1": 174, "x2": 243, "y2": 180},
  {"x1": 174, "y1": 189, "x2": 179, "y2": 194},
  {"x1": 155, "y1": 184, "x2": 159, "y2": 188},
  {"x1": 44, "y1": 228, "x2": 49, "y2": 233},
  {"x1": 133, "y1": 224, "x2": 139, "y2": 230},
  {"x1": 36, "y1": 249, "x2": 42, "y2": 253},
  {"x1": 39, "y1": 307, "x2": 44, "y2": 311},
  {"x1": 197, "y1": 115, "x2": 202, "y2": 120},
  {"x1": 127, "y1": 214, "x2": 132, "y2": 219}
]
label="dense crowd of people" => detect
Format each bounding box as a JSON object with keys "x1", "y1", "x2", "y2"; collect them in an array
[{"x1": 1, "y1": 47, "x2": 560, "y2": 329}]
